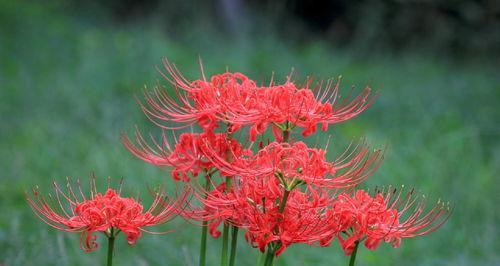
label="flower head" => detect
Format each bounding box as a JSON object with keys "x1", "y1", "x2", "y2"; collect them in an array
[
  {"x1": 226, "y1": 78, "x2": 376, "y2": 140},
  {"x1": 140, "y1": 60, "x2": 376, "y2": 140},
  {"x1": 26, "y1": 176, "x2": 187, "y2": 252},
  {"x1": 121, "y1": 130, "x2": 245, "y2": 181},
  {"x1": 201, "y1": 140, "x2": 383, "y2": 189},
  {"x1": 140, "y1": 59, "x2": 258, "y2": 133},
  {"x1": 331, "y1": 187, "x2": 451, "y2": 255},
  {"x1": 195, "y1": 174, "x2": 338, "y2": 256}
]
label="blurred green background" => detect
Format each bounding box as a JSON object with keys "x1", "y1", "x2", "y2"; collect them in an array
[{"x1": 1, "y1": 0, "x2": 499, "y2": 265}]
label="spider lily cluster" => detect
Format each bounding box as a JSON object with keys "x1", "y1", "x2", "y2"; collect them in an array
[
  {"x1": 26, "y1": 176, "x2": 189, "y2": 265},
  {"x1": 27, "y1": 60, "x2": 451, "y2": 266}
]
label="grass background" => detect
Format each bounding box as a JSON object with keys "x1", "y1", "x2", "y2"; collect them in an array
[{"x1": 1, "y1": 1, "x2": 499, "y2": 265}]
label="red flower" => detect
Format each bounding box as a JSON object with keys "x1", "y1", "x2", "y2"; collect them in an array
[
  {"x1": 201, "y1": 140, "x2": 383, "y2": 189},
  {"x1": 225, "y1": 78, "x2": 376, "y2": 140},
  {"x1": 123, "y1": 61, "x2": 451, "y2": 263},
  {"x1": 197, "y1": 174, "x2": 338, "y2": 256},
  {"x1": 140, "y1": 60, "x2": 375, "y2": 140},
  {"x1": 331, "y1": 188, "x2": 451, "y2": 255},
  {"x1": 26, "y1": 177, "x2": 188, "y2": 252},
  {"x1": 121, "y1": 130, "x2": 244, "y2": 181},
  {"x1": 139, "y1": 59, "x2": 258, "y2": 133}
]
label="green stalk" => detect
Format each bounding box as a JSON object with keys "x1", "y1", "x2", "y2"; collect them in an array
[
  {"x1": 348, "y1": 241, "x2": 360, "y2": 266},
  {"x1": 282, "y1": 129, "x2": 290, "y2": 143},
  {"x1": 199, "y1": 172, "x2": 212, "y2": 266},
  {"x1": 257, "y1": 252, "x2": 264, "y2": 266},
  {"x1": 263, "y1": 246, "x2": 275, "y2": 266},
  {"x1": 220, "y1": 169, "x2": 232, "y2": 266},
  {"x1": 221, "y1": 222, "x2": 230, "y2": 266},
  {"x1": 263, "y1": 126, "x2": 292, "y2": 265},
  {"x1": 221, "y1": 126, "x2": 236, "y2": 266},
  {"x1": 199, "y1": 223, "x2": 208, "y2": 266},
  {"x1": 107, "y1": 229, "x2": 115, "y2": 266},
  {"x1": 278, "y1": 190, "x2": 290, "y2": 213},
  {"x1": 263, "y1": 190, "x2": 290, "y2": 265},
  {"x1": 229, "y1": 226, "x2": 239, "y2": 266}
]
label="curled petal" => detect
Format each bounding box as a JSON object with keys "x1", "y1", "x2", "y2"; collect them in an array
[{"x1": 80, "y1": 231, "x2": 99, "y2": 252}]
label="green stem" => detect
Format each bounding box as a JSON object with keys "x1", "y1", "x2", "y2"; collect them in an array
[
  {"x1": 107, "y1": 229, "x2": 115, "y2": 266},
  {"x1": 282, "y1": 129, "x2": 290, "y2": 143},
  {"x1": 263, "y1": 189, "x2": 291, "y2": 265},
  {"x1": 221, "y1": 223, "x2": 230, "y2": 266},
  {"x1": 348, "y1": 241, "x2": 360, "y2": 266},
  {"x1": 199, "y1": 173, "x2": 212, "y2": 266},
  {"x1": 229, "y1": 226, "x2": 239, "y2": 266},
  {"x1": 257, "y1": 252, "x2": 264, "y2": 266},
  {"x1": 260, "y1": 124, "x2": 293, "y2": 266},
  {"x1": 221, "y1": 126, "x2": 234, "y2": 266},
  {"x1": 199, "y1": 222, "x2": 208, "y2": 266},
  {"x1": 221, "y1": 169, "x2": 232, "y2": 266},
  {"x1": 263, "y1": 247, "x2": 275, "y2": 266},
  {"x1": 278, "y1": 190, "x2": 291, "y2": 213}
]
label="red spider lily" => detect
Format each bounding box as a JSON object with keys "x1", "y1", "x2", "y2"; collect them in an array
[
  {"x1": 331, "y1": 188, "x2": 451, "y2": 255},
  {"x1": 140, "y1": 59, "x2": 258, "y2": 132},
  {"x1": 26, "y1": 177, "x2": 188, "y2": 252},
  {"x1": 121, "y1": 130, "x2": 245, "y2": 181},
  {"x1": 122, "y1": 61, "x2": 451, "y2": 266},
  {"x1": 193, "y1": 174, "x2": 340, "y2": 257},
  {"x1": 225, "y1": 78, "x2": 377, "y2": 140},
  {"x1": 140, "y1": 60, "x2": 376, "y2": 140},
  {"x1": 242, "y1": 186, "x2": 337, "y2": 256},
  {"x1": 200, "y1": 139, "x2": 384, "y2": 189}
]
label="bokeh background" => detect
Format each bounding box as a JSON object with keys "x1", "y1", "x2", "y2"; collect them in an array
[{"x1": 1, "y1": 0, "x2": 499, "y2": 265}]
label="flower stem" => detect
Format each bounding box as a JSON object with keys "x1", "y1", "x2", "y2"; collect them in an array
[
  {"x1": 221, "y1": 222, "x2": 230, "y2": 266},
  {"x1": 263, "y1": 189, "x2": 291, "y2": 265},
  {"x1": 199, "y1": 223, "x2": 208, "y2": 266},
  {"x1": 220, "y1": 173, "x2": 233, "y2": 266},
  {"x1": 278, "y1": 190, "x2": 291, "y2": 213},
  {"x1": 283, "y1": 129, "x2": 290, "y2": 143},
  {"x1": 257, "y1": 251, "x2": 264, "y2": 266},
  {"x1": 107, "y1": 229, "x2": 115, "y2": 266},
  {"x1": 199, "y1": 172, "x2": 212, "y2": 266},
  {"x1": 348, "y1": 241, "x2": 360, "y2": 266},
  {"x1": 229, "y1": 226, "x2": 239, "y2": 266},
  {"x1": 221, "y1": 126, "x2": 234, "y2": 266},
  {"x1": 263, "y1": 246, "x2": 275, "y2": 266}
]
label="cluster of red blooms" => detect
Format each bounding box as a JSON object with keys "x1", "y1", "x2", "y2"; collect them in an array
[
  {"x1": 141, "y1": 62, "x2": 372, "y2": 141},
  {"x1": 330, "y1": 188, "x2": 450, "y2": 255},
  {"x1": 26, "y1": 177, "x2": 187, "y2": 252},
  {"x1": 26, "y1": 59, "x2": 450, "y2": 265},
  {"x1": 121, "y1": 59, "x2": 451, "y2": 260}
]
